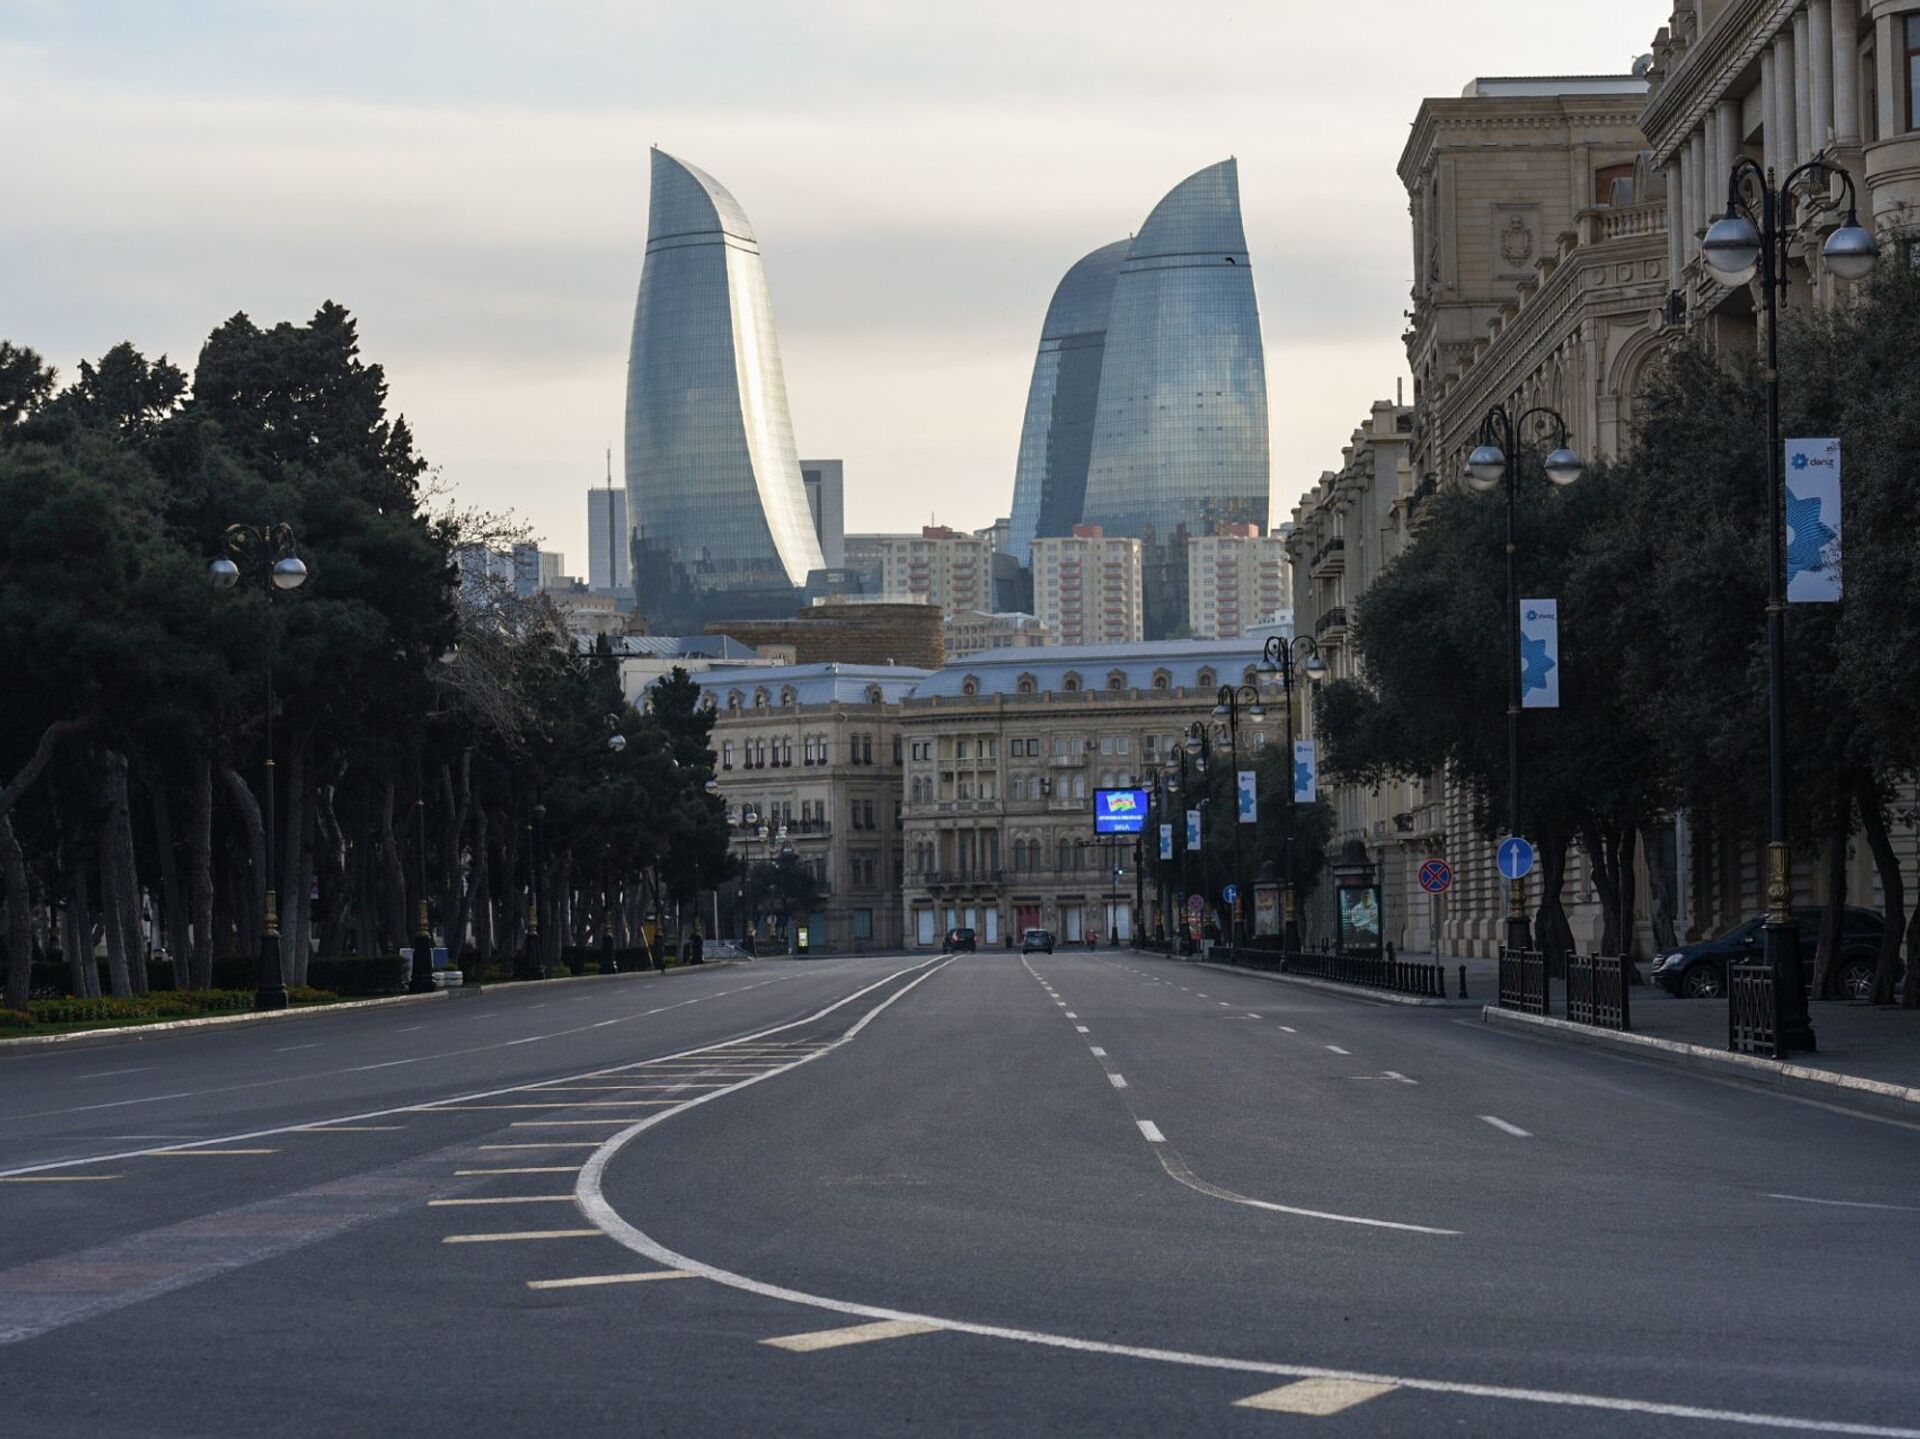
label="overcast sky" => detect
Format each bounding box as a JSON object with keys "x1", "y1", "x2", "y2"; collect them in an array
[{"x1": 3, "y1": 2, "x2": 1657, "y2": 569}]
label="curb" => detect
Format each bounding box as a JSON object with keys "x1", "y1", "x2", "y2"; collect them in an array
[
  {"x1": 454, "y1": 959, "x2": 744, "y2": 995},
  {"x1": 1480, "y1": 1005, "x2": 1920, "y2": 1112},
  {"x1": 1188, "y1": 960, "x2": 1477, "y2": 1008},
  {"x1": 0, "y1": 989, "x2": 450, "y2": 1057}
]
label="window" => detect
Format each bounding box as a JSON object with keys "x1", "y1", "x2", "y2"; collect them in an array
[
  {"x1": 1592, "y1": 160, "x2": 1633, "y2": 206},
  {"x1": 1062, "y1": 672, "x2": 1081, "y2": 692},
  {"x1": 853, "y1": 909, "x2": 874, "y2": 940},
  {"x1": 957, "y1": 739, "x2": 970, "y2": 760},
  {"x1": 893, "y1": 737, "x2": 902, "y2": 765},
  {"x1": 1152, "y1": 670, "x2": 1171, "y2": 690},
  {"x1": 861, "y1": 736, "x2": 874, "y2": 764},
  {"x1": 1017, "y1": 674, "x2": 1036, "y2": 695},
  {"x1": 728, "y1": 690, "x2": 743, "y2": 711},
  {"x1": 721, "y1": 740, "x2": 734, "y2": 770},
  {"x1": 1197, "y1": 668, "x2": 1215, "y2": 689},
  {"x1": 866, "y1": 685, "x2": 884, "y2": 705},
  {"x1": 1100, "y1": 737, "x2": 1114, "y2": 755},
  {"x1": 1908, "y1": 14, "x2": 1920, "y2": 132},
  {"x1": 780, "y1": 685, "x2": 796, "y2": 706},
  {"x1": 961, "y1": 676, "x2": 979, "y2": 697},
  {"x1": 1106, "y1": 670, "x2": 1126, "y2": 691},
  {"x1": 753, "y1": 687, "x2": 769, "y2": 709},
  {"x1": 1116, "y1": 737, "x2": 1129, "y2": 756}
]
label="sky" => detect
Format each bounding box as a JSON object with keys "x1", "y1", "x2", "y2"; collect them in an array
[{"x1": 1, "y1": 1, "x2": 1658, "y2": 570}]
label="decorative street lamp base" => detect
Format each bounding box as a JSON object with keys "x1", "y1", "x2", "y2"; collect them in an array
[
  {"x1": 409, "y1": 927, "x2": 438, "y2": 994},
  {"x1": 1764, "y1": 921, "x2": 1817, "y2": 1053},
  {"x1": 254, "y1": 935, "x2": 288, "y2": 1012}
]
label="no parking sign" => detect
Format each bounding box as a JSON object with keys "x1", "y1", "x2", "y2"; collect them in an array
[{"x1": 1418, "y1": 858, "x2": 1453, "y2": 895}]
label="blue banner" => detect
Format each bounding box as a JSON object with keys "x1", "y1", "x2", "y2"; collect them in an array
[
  {"x1": 1237, "y1": 770, "x2": 1257, "y2": 825},
  {"x1": 1292, "y1": 740, "x2": 1317, "y2": 803},
  {"x1": 1520, "y1": 597, "x2": 1560, "y2": 710},
  {"x1": 1786, "y1": 438, "x2": 1842, "y2": 603},
  {"x1": 1159, "y1": 823, "x2": 1173, "y2": 861},
  {"x1": 1186, "y1": 809, "x2": 1202, "y2": 851}
]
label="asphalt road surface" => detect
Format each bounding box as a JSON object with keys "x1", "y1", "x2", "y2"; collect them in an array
[{"x1": 4, "y1": 949, "x2": 1918, "y2": 1437}]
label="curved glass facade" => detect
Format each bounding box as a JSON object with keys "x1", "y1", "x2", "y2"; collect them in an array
[
  {"x1": 1080, "y1": 159, "x2": 1270, "y2": 636},
  {"x1": 1006, "y1": 239, "x2": 1128, "y2": 564},
  {"x1": 624, "y1": 149, "x2": 823, "y2": 626}
]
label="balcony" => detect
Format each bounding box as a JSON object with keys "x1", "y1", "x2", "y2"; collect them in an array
[
  {"x1": 1310, "y1": 536, "x2": 1346, "y2": 577},
  {"x1": 1315, "y1": 606, "x2": 1348, "y2": 640}
]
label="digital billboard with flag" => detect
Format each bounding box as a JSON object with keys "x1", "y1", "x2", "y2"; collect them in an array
[{"x1": 1093, "y1": 788, "x2": 1149, "y2": 835}]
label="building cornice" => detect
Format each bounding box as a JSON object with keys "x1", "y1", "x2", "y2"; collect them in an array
[
  {"x1": 1641, "y1": 0, "x2": 1798, "y2": 161},
  {"x1": 1399, "y1": 95, "x2": 1649, "y2": 184}
]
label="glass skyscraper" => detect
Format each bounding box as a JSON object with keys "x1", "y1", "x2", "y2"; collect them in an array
[
  {"x1": 1012, "y1": 159, "x2": 1270, "y2": 637},
  {"x1": 624, "y1": 149, "x2": 824, "y2": 628},
  {"x1": 1006, "y1": 239, "x2": 1128, "y2": 564}
]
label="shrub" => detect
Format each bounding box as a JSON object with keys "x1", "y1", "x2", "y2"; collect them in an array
[
  {"x1": 0, "y1": 1008, "x2": 33, "y2": 1029},
  {"x1": 304, "y1": 956, "x2": 407, "y2": 996}
]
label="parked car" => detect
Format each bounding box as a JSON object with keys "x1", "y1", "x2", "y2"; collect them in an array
[
  {"x1": 1021, "y1": 928, "x2": 1056, "y2": 954},
  {"x1": 1650, "y1": 907, "x2": 1887, "y2": 999},
  {"x1": 943, "y1": 927, "x2": 977, "y2": 953}
]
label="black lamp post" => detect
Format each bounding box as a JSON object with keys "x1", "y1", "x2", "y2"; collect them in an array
[
  {"x1": 1701, "y1": 153, "x2": 1877, "y2": 1053},
  {"x1": 409, "y1": 761, "x2": 435, "y2": 994},
  {"x1": 1210, "y1": 683, "x2": 1268, "y2": 947},
  {"x1": 1258, "y1": 634, "x2": 1326, "y2": 951},
  {"x1": 1463, "y1": 405, "x2": 1584, "y2": 953},
  {"x1": 530, "y1": 802, "x2": 547, "y2": 978},
  {"x1": 209, "y1": 523, "x2": 308, "y2": 1011}
]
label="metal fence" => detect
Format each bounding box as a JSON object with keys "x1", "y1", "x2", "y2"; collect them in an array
[
  {"x1": 1566, "y1": 952, "x2": 1632, "y2": 1031},
  {"x1": 1728, "y1": 959, "x2": 1782, "y2": 1058},
  {"x1": 1498, "y1": 948, "x2": 1549, "y2": 1015},
  {"x1": 1206, "y1": 946, "x2": 1449, "y2": 998}
]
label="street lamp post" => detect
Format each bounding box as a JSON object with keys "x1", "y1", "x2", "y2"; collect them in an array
[
  {"x1": 1701, "y1": 153, "x2": 1877, "y2": 1052},
  {"x1": 1463, "y1": 405, "x2": 1584, "y2": 953},
  {"x1": 1210, "y1": 683, "x2": 1268, "y2": 946},
  {"x1": 209, "y1": 523, "x2": 308, "y2": 1011},
  {"x1": 410, "y1": 761, "x2": 435, "y2": 995},
  {"x1": 1258, "y1": 634, "x2": 1326, "y2": 951}
]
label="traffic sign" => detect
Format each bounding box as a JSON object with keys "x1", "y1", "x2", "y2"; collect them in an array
[
  {"x1": 1417, "y1": 859, "x2": 1453, "y2": 895},
  {"x1": 1223, "y1": 883, "x2": 1238, "y2": 905},
  {"x1": 1497, "y1": 836, "x2": 1536, "y2": 881}
]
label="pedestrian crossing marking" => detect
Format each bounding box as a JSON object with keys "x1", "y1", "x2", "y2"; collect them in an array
[
  {"x1": 762, "y1": 1319, "x2": 941, "y2": 1352},
  {"x1": 1234, "y1": 1378, "x2": 1396, "y2": 1415}
]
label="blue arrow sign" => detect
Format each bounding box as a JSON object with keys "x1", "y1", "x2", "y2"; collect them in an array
[
  {"x1": 1497, "y1": 836, "x2": 1535, "y2": 881},
  {"x1": 1223, "y1": 884, "x2": 1238, "y2": 905}
]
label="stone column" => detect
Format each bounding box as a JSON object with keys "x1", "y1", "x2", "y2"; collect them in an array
[
  {"x1": 1773, "y1": 29, "x2": 1799, "y2": 170},
  {"x1": 1875, "y1": 10, "x2": 1899, "y2": 141},
  {"x1": 1716, "y1": 98, "x2": 1742, "y2": 198},
  {"x1": 1809, "y1": 0, "x2": 1835, "y2": 151},
  {"x1": 1667, "y1": 159, "x2": 1687, "y2": 279},
  {"x1": 1690, "y1": 129, "x2": 1709, "y2": 238},
  {"x1": 1831, "y1": 0, "x2": 1861, "y2": 146},
  {"x1": 1762, "y1": 45, "x2": 1778, "y2": 172},
  {"x1": 1795, "y1": 9, "x2": 1816, "y2": 163}
]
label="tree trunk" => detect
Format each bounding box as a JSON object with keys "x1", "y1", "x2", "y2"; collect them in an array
[
  {"x1": 288, "y1": 788, "x2": 316, "y2": 984},
  {"x1": 0, "y1": 710, "x2": 99, "y2": 823},
  {"x1": 97, "y1": 754, "x2": 134, "y2": 997},
  {"x1": 219, "y1": 763, "x2": 267, "y2": 957},
  {"x1": 1, "y1": 815, "x2": 32, "y2": 1012},
  {"x1": 1640, "y1": 820, "x2": 1679, "y2": 957},
  {"x1": 1903, "y1": 904, "x2": 1920, "y2": 1010},
  {"x1": 380, "y1": 780, "x2": 407, "y2": 951},
  {"x1": 65, "y1": 867, "x2": 99, "y2": 1000},
  {"x1": 1812, "y1": 781, "x2": 1852, "y2": 1000},
  {"x1": 280, "y1": 732, "x2": 309, "y2": 984},
  {"x1": 110, "y1": 752, "x2": 147, "y2": 992},
  {"x1": 471, "y1": 801, "x2": 492, "y2": 964},
  {"x1": 1533, "y1": 828, "x2": 1575, "y2": 971},
  {"x1": 1853, "y1": 773, "x2": 1905, "y2": 1006},
  {"x1": 190, "y1": 757, "x2": 215, "y2": 989},
  {"x1": 149, "y1": 771, "x2": 189, "y2": 983},
  {"x1": 315, "y1": 785, "x2": 353, "y2": 957}
]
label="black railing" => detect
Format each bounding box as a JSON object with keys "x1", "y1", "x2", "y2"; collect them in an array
[
  {"x1": 1566, "y1": 952, "x2": 1632, "y2": 1031},
  {"x1": 1729, "y1": 959, "x2": 1782, "y2": 1058},
  {"x1": 1211, "y1": 946, "x2": 1448, "y2": 998},
  {"x1": 1499, "y1": 947, "x2": 1548, "y2": 1015}
]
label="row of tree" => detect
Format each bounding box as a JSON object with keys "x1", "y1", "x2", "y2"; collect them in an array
[
  {"x1": 0, "y1": 305, "x2": 734, "y2": 1010},
  {"x1": 1319, "y1": 260, "x2": 1920, "y2": 1005}
]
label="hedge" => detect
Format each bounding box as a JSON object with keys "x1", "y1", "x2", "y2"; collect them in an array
[{"x1": 8, "y1": 987, "x2": 339, "y2": 1028}]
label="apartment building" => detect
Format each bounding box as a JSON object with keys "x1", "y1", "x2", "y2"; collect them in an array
[{"x1": 1030, "y1": 526, "x2": 1144, "y2": 646}]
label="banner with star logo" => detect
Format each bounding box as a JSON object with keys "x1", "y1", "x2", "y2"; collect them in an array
[
  {"x1": 1520, "y1": 598, "x2": 1560, "y2": 709},
  {"x1": 1292, "y1": 740, "x2": 1317, "y2": 803},
  {"x1": 1785, "y1": 438, "x2": 1841, "y2": 603}
]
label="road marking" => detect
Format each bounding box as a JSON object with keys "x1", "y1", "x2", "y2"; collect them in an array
[
  {"x1": 1217, "y1": 1001, "x2": 1231, "y2": 1007},
  {"x1": 455, "y1": 1167, "x2": 581, "y2": 1176},
  {"x1": 1074, "y1": 1025, "x2": 1090, "y2": 1033},
  {"x1": 395, "y1": 1025, "x2": 424, "y2": 1032},
  {"x1": 1196, "y1": 993, "x2": 1208, "y2": 997},
  {"x1": 480, "y1": 1143, "x2": 603, "y2": 1151},
  {"x1": 1235, "y1": 1378, "x2": 1397, "y2": 1415},
  {"x1": 526, "y1": 1271, "x2": 694, "y2": 1290},
  {"x1": 1479, "y1": 1115, "x2": 1531, "y2": 1138},
  {"x1": 510, "y1": 1120, "x2": 640, "y2": 1127},
  {"x1": 1765, "y1": 1193, "x2": 1920, "y2": 1213},
  {"x1": 418, "y1": 1101, "x2": 684, "y2": 1110},
  {"x1": 1324, "y1": 1045, "x2": 1350, "y2": 1055},
  {"x1": 1278, "y1": 1025, "x2": 1296, "y2": 1033},
  {"x1": 1246, "y1": 1014, "x2": 1262, "y2": 1020},
  {"x1": 1109, "y1": 1074, "x2": 1128, "y2": 1089},
  {"x1": 429, "y1": 1195, "x2": 578, "y2": 1206},
  {"x1": 346, "y1": 1058, "x2": 421, "y2": 1072},
  {"x1": 1137, "y1": 1120, "x2": 1166, "y2": 1143},
  {"x1": 1089, "y1": 1047, "x2": 1106, "y2": 1057},
  {"x1": 296, "y1": 1125, "x2": 406, "y2": 1132},
  {"x1": 1383, "y1": 1072, "x2": 1418, "y2": 1085},
  {"x1": 1065, "y1": 1011, "x2": 1078, "y2": 1019},
  {"x1": 0, "y1": 1175, "x2": 122, "y2": 1183},
  {"x1": 442, "y1": 1230, "x2": 600, "y2": 1244},
  {"x1": 274, "y1": 1043, "x2": 320, "y2": 1052},
  {"x1": 149, "y1": 1148, "x2": 278, "y2": 1156},
  {"x1": 75, "y1": 1067, "x2": 153, "y2": 1080},
  {"x1": 763, "y1": 1319, "x2": 940, "y2": 1353}
]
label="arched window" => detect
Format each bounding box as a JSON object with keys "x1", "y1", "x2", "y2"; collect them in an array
[
  {"x1": 1243, "y1": 667, "x2": 1258, "y2": 687},
  {"x1": 727, "y1": 690, "x2": 744, "y2": 712},
  {"x1": 753, "y1": 687, "x2": 769, "y2": 709},
  {"x1": 1152, "y1": 669, "x2": 1172, "y2": 690},
  {"x1": 1016, "y1": 673, "x2": 1037, "y2": 695},
  {"x1": 780, "y1": 685, "x2": 796, "y2": 707},
  {"x1": 1057, "y1": 840, "x2": 1073, "y2": 871},
  {"x1": 961, "y1": 675, "x2": 979, "y2": 697},
  {"x1": 1062, "y1": 672, "x2": 1082, "y2": 693},
  {"x1": 1106, "y1": 670, "x2": 1126, "y2": 691},
  {"x1": 1196, "y1": 668, "x2": 1215, "y2": 690},
  {"x1": 866, "y1": 684, "x2": 884, "y2": 705}
]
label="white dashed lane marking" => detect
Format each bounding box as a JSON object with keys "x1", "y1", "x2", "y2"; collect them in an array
[
  {"x1": 1325, "y1": 1045, "x2": 1351, "y2": 1056},
  {"x1": 1109, "y1": 1074, "x2": 1128, "y2": 1089},
  {"x1": 442, "y1": 1229, "x2": 599, "y2": 1244},
  {"x1": 762, "y1": 1319, "x2": 940, "y2": 1353},
  {"x1": 1074, "y1": 1026, "x2": 1090, "y2": 1034},
  {"x1": 1236, "y1": 1379, "x2": 1397, "y2": 1415},
  {"x1": 1479, "y1": 1115, "x2": 1531, "y2": 1138},
  {"x1": 1137, "y1": 1120, "x2": 1166, "y2": 1143},
  {"x1": 1089, "y1": 1047, "x2": 1106, "y2": 1057},
  {"x1": 527, "y1": 1271, "x2": 694, "y2": 1290},
  {"x1": 1384, "y1": 1071, "x2": 1417, "y2": 1085}
]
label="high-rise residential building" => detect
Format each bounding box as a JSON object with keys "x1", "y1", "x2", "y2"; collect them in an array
[
  {"x1": 587, "y1": 485, "x2": 630, "y2": 596},
  {"x1": 844, "y1": 527, "x2": 993, "y2": 616},
  {"x1": 974, "y1": 516, "x2": 1012, "y2": 553},
  {"x1": 1030, "y1": 526, "x2": 1143, "y2": 646},
  {"x1": 624, "y1": 149, "x2": 823, "y2": 630},
  {"x1": 538, "y1": 550, "x2": 566, "y2": 588},
  {"x1": 1006, "y1": 162, "x2": 1269, "y2": 637},
  {"x1": 1006, "y1": 240, "x2": 1127, "y2": 565},
  {"x1": 799, "y1": 460, "x2": 846, "y2": 570},
  {"x1": 1186, "y1": 525, "x2": 1291, "y2": 640}
]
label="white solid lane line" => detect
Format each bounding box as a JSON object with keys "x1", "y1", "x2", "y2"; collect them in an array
[
  {"x1": 1479, "y1": 1115, "x2": 1531, "y2": 1138},
  {"x1": 1765, "y1": 1193, "x2": 1920, "y2": 1213},
  {"x1": 75, "y1": 1067, "x2": 153, "y2": 1080},
  {"x1": 274, "y1": 1044, "x2": 320, "y2": 1053},
  {"x1": 1136, "y1": 1120, "x2": 1166, "y2": 1143}
]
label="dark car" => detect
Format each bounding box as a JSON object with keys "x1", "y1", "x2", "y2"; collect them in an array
[
  {"x1": 1021, "y1": 928, "x2": 1055, "y2": 954},
  {"x1": 1650, "y1": 907, "x2": 1887, "y2": 999},
  {"x1": 943, "y1": 927, "x2": 977, "y2": 953}
]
